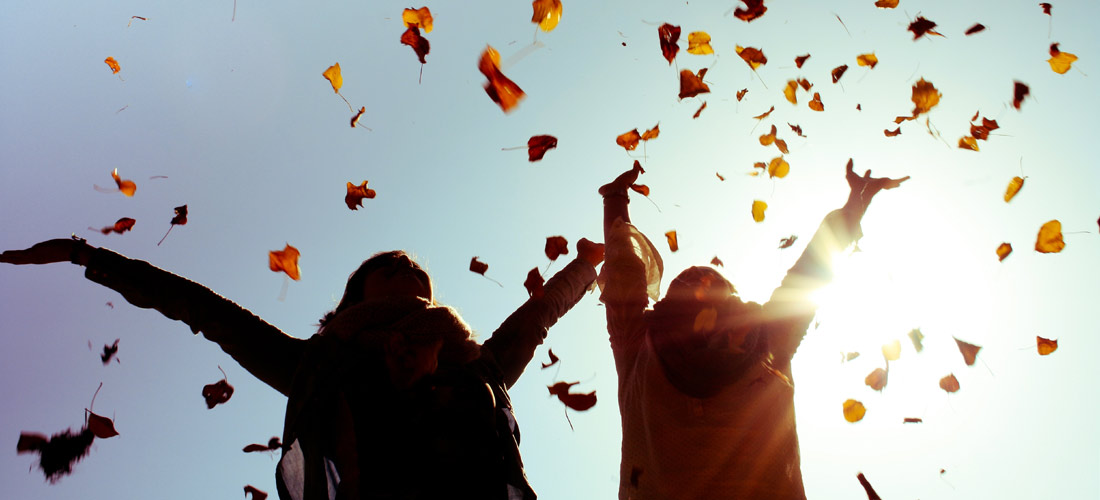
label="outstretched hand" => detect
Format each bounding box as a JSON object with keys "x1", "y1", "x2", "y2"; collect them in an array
[
  {"x1": 0, "y1": 238, "x2": 92, "y2": 266},
  {"x1": 598, "y1": 160, "x2": 645, "y2": 196},
  {"x1": 844, "y1": 158, "x2": 909, "y2": 214}
]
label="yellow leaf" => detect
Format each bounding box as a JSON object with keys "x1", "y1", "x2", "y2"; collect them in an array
[
  {"x1": 104, "y1": 57, "x2": 120, "y2": 74},
  {"x1": 530, "y1": 0, "x2": 561, "y2": 32},
  {"x1": 1035, "y1": 220, "x2": 1065, "y2": 253},
  {"x1": 911, "y1": 79, "x2": 941, "y2": 116},
  {"x1": 322, "y1": 63, "x2": 343, "y2": 93},
  {"x1": 958, "y1": 136, "x2": 979, "y2": 151},
  {"x1": 693, "y1": 307, "x2": 717, "y2": 332},
  {"x1": 751, "y1": 200, "x2": 767, "y2": 222},
  {"x1": 856, "y1": 53, "x2": 878, "y2": 68},
  {"x1": 881, "y1": 339, "x2": 901, "y2": 361},
  {"x1": 687, "y1": 31, "x2": 714, "y2": 55},
  {"x1": 767, "y1": 157, "x2": 789, "y2": 178},
  {"x1": 1004, "y1": 176, "x2": 1024, "y2": 202},
  {"x1": 1048, "y1": 47, "x2": 1078, "y2": 74},
  {"x1": 996, "y1": 243, "x2": 1012, "y2": 262},
  {"x1": 842, "y1": 399, "x2": 866, "y2": 422},
  {"x1": 1037, "y1": 336, "x2": 1058, "y2": 355},
  {"x1": 783, "y1": 80, "x2": 798, "y2": 104},
  {"x1": 665, "y1": 230, "x2": 678, "y2": 252},
  {"x1": 402, "y1": 6, "x2": 434, "y2": 33}
]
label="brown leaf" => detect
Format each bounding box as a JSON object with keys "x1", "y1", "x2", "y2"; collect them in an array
[
  {"x1": 736, "y1": 88, "x2": 748, "y2": 101},
  {"x1": 965, "y1": 23, "x2": 986, "y2": 35},
  {"x1": 616, "y1": 129, "x2": 641, "y2": 151},
  {"x1": 100, "y1": 339, "x2": 119, "y2": 364},
  {"x1": 350, "y1": 107, "x2": 367, "y2": 128},
  {"x1": 794, "y1": 54, "x2": 810, "y2": 68},
  {"x1": 545, "y1": 236, "x2": 569, "y2": 261},
  {"x1": 345, "y1": 181, "x2": 377, "y2": 210},
  {"x1": 778, "y1": 235, "x2": 798, "y2": 249},
  {"x1": 864, "y1": 367, "x2": 888, "y2": 391},
  {"x1": 86, "y1": 411, "x2": 119, "y2": 439},
  {"x1": 469, "y1": 256, "x2": 490, "y2": 275},
  {"x1": 735, "y1": 46, "x2": 767, "y2": 70},
  {"x1": 693, "y1": 101, "x2": 707, "y2": 119},
  {"x1": 808, "y1": 92, "x2": 824, "y2": 111},
  {"x1": 98, "y1": 218, "x2": 136, "y2": 235},
  {"x1": 1040, "y1": 3, "x2": 1052, "y2": 15},
  {"x1": 733, "y1": 0, "x2": 767, "y2": 22},
  {"x1": 954, "y1": 337, "x2": 981, "y2": 366},
  {"x1": 400, "y1": 26, "x2": 430, "y2": 64},
  {"x1": 478, "y1": 46, "x2": 525, "y2": 112},
  {"x1": 547, "y1": 381, "x2": 597, "y2": 411},
  {"x1": 1035, "y1": 220, "x2": 1065, "y2": 253},
  {"x1": 710, "y1": 256, "x2": 724, "y2": 267},
  {"x1": 269, "y1": 244, "x2": 301, "y2": 280},
  {"x1": 1037, "y1": 336, "x2": 1058, "y2": 355},
  {"x1": 752, "y1": 106, "x2": 775, "y2": 120},
  {"x1": 524, "y1": 267, "x2": 545, "y2": 298},
  {"x1": 1012, "y1": 81, "x2": 1030, "y2": 110},
  {"x1": 630, "y1": 184, "x2": 650, "y2": 196},
  {"x1": 678, "y1": 68, "x2": 710, "y2": 99},
  {"x1": 939, "y1": 373, "x2": 960, "y2": 393},
  {"x1": 788, "y1": 123, "x2": 805, "y2": 137},
  {"x1": 908, "y1": 16, "x2": 942, "y2": 39},
  {"x1": 244, "y1": 485, "x2": 269, "y2": 500},
  {"x1": 831, "y1": 65, "x2": 848, "y2": 83},
  {"x1": 875, "y1": 0, "x2": 899, "y2": 8},
  {"x1": 884, "y1": 127, "x2": 902, "y2": 137},
  {"x1": 202, "y1": 377, "x2": 234, "y2": 409},
  {"x1": 18, "y1": 428, "x2": 95, "y2": 482},
  {"x1": 658, "y1": 23, "x2": 681, "y2": 64},
  {"x1": 527, "y1": 135, "x2": 558, "y2": 162},
  {"x1": 640, "y1": 124, "x2": 660, "y2": 141},
  {"x1": 541, "y1": 349, "x2": 560, "y2": 369}
]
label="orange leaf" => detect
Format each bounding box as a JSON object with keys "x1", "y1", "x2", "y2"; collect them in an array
[
  {"x1": 884, "y1": 127, "x2": 902, "y2": 137},
  {"x1": 759, "y1": 124, "x2": 777, "y2": 145},
  {"x1": 958, "y1": 136, "x2": 979, "y2": 151},
  {"x1": 86, "y1": 411, "x2": 119, "y2": 439},
  {"x1": 1047, "y1": 43, "x2": 1078, "y2": 74},
  {"x1": 664, "y1": 230, "x2": 678, "y2": 252},
  {"x1": 908, "y1": 16, "x2": 942, "y2": 39},
  {"x1": 882, "y1": 339, "x2": 901, "y2": 361},
  {"x1": 794, "y1": 54, "x2": 810, "y2": 68},
  {"x1": 616, "y1": 129, "x2": 641, "y2": 151},
  {"x1": 864, "y1": 368, "x2": 888, "y2": 391},
  {"x1": 751, "y1": 200, "x2": 767, "y2": 222},
  {"x1": 996, "y1": 242, "x2": 1013, "y2": 261},
  {"x1": 767, "y1": 157, "x2": 789, "y2": 178},
  {"x1": 798, "y1": 78, "x2": 812, "y2": 91},
  {"x1": 733, "y1": 0, "x2": 767, "y2": 22},
  {"x1": 658, "y1": 23, "x2": 680, "y2": 64},
  {"x1": 831, "y1": 64, "x2": 848, "y2": 83},
  {"x1": 954, "y1": 337, "x2": 981, "y2": 366},
  {"x1": 527, "y1": 135, "x2": 558, "y2": 161},
  {"x1": 736, "y1": 88, "x2": 748, "y2": 101},
  {"x1": 752, "y1": 106, "x2": 775, "y2": 120},
  {"x1": 687, "y1": 31, "x2": 714, "y2": 55},
  {"x1": 969, "y1": 117, "x2": 999, "y2": 140},
  {"x1": 641, "y1": 124, "x2": 660, "y2": 141},
  {"x1": 269, "y1": 244, "x2": 301, "y2": 280},
  {"x1": 1037, "y1": 336, "x2": 1058, "y2": 355},
  {"x1": 1004, "y1": 176, "x2": 1024, "y2": 202},
  {"x1": 856, "y1": 53, "x2": 878, "y2": 68},
  {"x1": 524, "y1": 267, "x2": 545, "y2": 298},
  {"x1": 910, "y1": 78, "x2": 941, "y2": 116},
  {"x1": 98, "y1": 217, "x2": 136, "y2": 235},
  {"x1": 469, "y1": 256, "x2": 490, "y2": 275},
  {"x1": 783, "y1": 80, "x2": 799, "y2": 104},
  {"x1": 808, "y1": 92, "x2": 824, "y2": 111},
  {"x1": 735, "y1": 45, "x2": 767, "y2": 70},
  {"x1": 531, "y1": 0, "x2": 562, "y2": 32},
  {"x1": 104, "y1": 57, "x2": 120, "y2": 74},
  {"x1": 322, "y1": 63, "x2": 342, "y2": 93},
  {"x1": 1035, "y1": 220, "x2": 1065, "y2": 253},
  {"x1": 630, "y1": 184, "x2": 650, "y2": 196},
  {"x1": 710, "y1": 256, "x2": 724, "y2": 267},
  {"x1": 402, "y1": 7, "x2": 433, "y2": 32},
  {"x1": 842, "y1": 399, "x2": 866, "y2": 422},
  {"x1": 111, "y1": 168, "x2": 137, "y2": 197},
  {"x1": 350, "y1": 107, "x2": 367, "y2": 128},
  {"x1": 400, "y1": 27, "x2": 430, "y2": 64},
  {"x1": 693, "y1": 101, "x2": 707, "y2": 118},
  {"x1": 678, "y1": 68, "x2": 710, "y2": 99},
  {"x1": 345, "y1": 181, "x2": 377, "y2": 210},
  {"x1": 939, "y1": 374, "x2": 960, "y2": 393},
  {"x1": 478, "y1": 46, "x2": 526, "y2": 112},
  {"x1": 1013, "y1": 81, "x2": 1030, "y2": 110},
  {"x1": 545, "y1": 236, "x2": 569, "y2": 261},
  {"x1": 547, "y1": 381, "x2": 597, "y2": 411},
  {"x1": 875, "y1": 0, "x2": 899, "y2": 8}
]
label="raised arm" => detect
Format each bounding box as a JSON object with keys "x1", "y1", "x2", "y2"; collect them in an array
[
  {"x1": 1, "y1": 238, "x2": 304, "y2": 395},
  {"x1": 763, "y1": 160, "x2": 909, "y2": 368}
]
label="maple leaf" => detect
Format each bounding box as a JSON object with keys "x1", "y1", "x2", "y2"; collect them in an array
[
  {"x1": 478, "y1": 46, "x2": 526, "y2": 112},
  {"x1": 86, "y1": 411, "x2": 119, "y2": 439},
  {"x1": 865, "y1": 368, "x2": 888, "y2": 391},
  {"x1": 996, "y1": 242, "x2": 1013, "y2": 261},
  {"x1": 884, "y1": 127, "x2": 902, "y2": 137},
  {"x1": 939, "y1": 373, "x2": 960, "y2": 393},
  {"x1": 736, "y1": 88, "x2": 748, "y2": 101},
  {"x1": 202, "y1": 368, "x2": 234, "y2": 409},
  {"x1": 547, "y1": 381, "x2": 597, "y2": 411},
  {"x1": 752, "y1": 106, "x2": 775, "y2": 120},
  {"x1": 1004, "y1": 176, "x2": 1024, "y2": 202},
  {"x1": 104, "y1": 57, "x2": 120, "y2": 74},
  {"x1": 751, "y1": 200, "x2": 767, "y2": 222},
  {"x1": 244, "y1": 485, "x2": 269, "y2": 500},
  {"x1": 693, "y1": 101, "x2": 707, "y2": 118},
  {"x1": 831, "y1": 64, "x2": 849, "y2": 83},
  {"x1": 735, "y1": 46, "x2": 767, "y2": 70},
  {"x1": 541, "y1": 349, "x2": 560, "y2": 369},
  {"x1": 269, "y1": 244, "x2": 301, "y2": 280},
  {"x1": 664, "y1": 231, "x2": 678, "y2": 252},
  {"x1": 96, "y1": 217, "x2": 136, "y2": 235},
  {"x1": 350, "y1": 107, "x2": 367, "y2": 128},
  {"x1": 794, "y1": 54, "x2": 810, "y2": 68},
  {"x1": 678, "y1": 68, "x2": 710, "y2": 99},
  {"x1": 882, "y1": 340, "x2": 901, "y2": 361},
  {"x1": 545, "y1": 236, "x2": 569, "y2": 260},
  {"x1": 1035, "y1": 220, "x2": 1065, "y2": 253},
  {"x1": 965, "y1": 23, "x2": 986, "y2": 35},
  {"x1": 100, "y1": 339, "x2": 120, "y2": 364},
  {"x1": 875, "y1": 0, "x2": 898, "y2": 8},
  {"x1": 531, "y1": 0, "x2": 562, "y2": 32},
  {"x1": 1013, "y1": 81, "x2": 1030, "y2": 110},
  {"x1": 733, "y1": 0, "x2": 767, "y2": 22},
  {"x1": 954, "y1": 337, "x2": 981, "y2": 366},
  {"x1": 658, "y1": 23, "x2": 681, "y2": 64},
  {"x1": 687, "y1": 31, "x2": 714, "y2": 55},
  {"x1": 400, "y1": 26, "x2": 430, "y2": 64},
  {"x1": 808, "y1": 92, "x2": 824, "y2": 111},
  {"x1": 1047, "y1": 43, "x2": 1078, "y2": 74},
  {"x1": 402, "y1": 7, "x2": 433, "y2": 32},
  {"x1": 524, "y1": 267, "x2": 545, "y2": 298},
  {"x1": 842, "y1": 399, "x2": 866, "y2": 422},
  {"x1": 908, "y1": 16, "x2": 942, "y2": 39},
  {"x1": 17, "y1": 428, "x2": 95, "y2": 482},
  {"x1": 157, "y1": 205, "x2": 188, "y2": 246},
  {"x1": 109, "y1": 168, "x2": 137, "y2": 197},
  {"x1": 778, "y1": 235, "x2": 798, "y2": 249},
  {"x1": 856, "y1": 53, "x2": 878, "y2": 68},
  {"x1": 1037, "y1": 336, "x2": 1058, "y2": 355},
  {"x1": 345, "y1": 181, "x2": 377, "y2": 210},
  {"x1": 527, "y1": 135, "x2": 558, "y2": 161}
]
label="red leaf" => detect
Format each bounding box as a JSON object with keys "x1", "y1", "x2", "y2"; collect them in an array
[
  {"x1": 794, "y1": 54, "x2": 810, "y2": 68},
  {"x1": 86, "y1": 411, "x2": 119, "y2": 439},
  {"x1": 97, "y1": 217, "x2": 136, "y2": 235},
  {"x1": 469, "y1": 256, "x2": 489, "y2": 275},
  {"x1": 100, "y1": 338, "x2": 120, "y2": 364},
  {"x1": 524, "y1": 267, "x2": 545, "y2": 299},
  {"x1": 202, "y1": 378, "x2": 234, "y2": 409},
  {"x1": 244, "y1": 485, "x2": 269, "y2": 500},
  {"x1": 908, "y1": 16, "x2": 942, "y2": 40},
  {"x1": 400, "y1": 26, "x2": 430, "y2": 64},
  {"x1": 1013, "y1": 81, "x2": 1030, "y2": 110},
  {"x1": 965, "y1": 23, "x2": 986, "y2": 35},
  {"x1": 527, "y1": 135, "x2": 558, "y2": 162},
  {"x1": 541, "y1": 349, "x2": 560, "y2": 369},
  {"x1": 544, "y1": 236, "x2": 569, "y2": 261},
  {"x1": 547, "y1": 381, "x2": 597, "y2": 411},
  {"x1": 733, "y1": 0, "x2": 767, "y2": 22},
  {"x1": 831, "y1": 65, "x2": 849, "y2": 83},
  {"x1": 1040, "y1": 2, "x2": 1052, "y2": 15},
  {"x1": 658, "y1": 23, "x2": 681, "y2": 64}
]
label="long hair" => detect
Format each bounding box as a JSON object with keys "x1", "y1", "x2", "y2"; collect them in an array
[{"x1": 317, "y1": 250, "x2": 432, "y2": 329}]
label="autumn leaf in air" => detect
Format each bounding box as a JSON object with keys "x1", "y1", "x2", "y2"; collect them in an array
[
  {"x1": 874, "y1": 0, "x2": 898, "y2": 8},
  {"x1": 687, "y1": 32, "x2": 714, "y2": 55},
  {"x1": 402, "y1": 7, "x2": 433, "y2": 32},
  {"x1": 547, "y1": 381, "x2": 597, "y2": 411},
  {"x1": 322, "y1": 63, "x2": 343, "y2": 92},
  {"x1": 470, "y1": 257, "x2": 489, "y2": 275},
  {"x1": 1035, "y1": 220, "x2": 1065, "y2": 253},
  {"x1": 244, "y1": 485, "x2": 269, "y2": 500},
  {"x1": 527, "y1": 135, "x2": 558, "y2": 161},
  {"x1": 1004, "y1": 176, "x2": 1024, "y2": 202},
  {"x1": 969, "y1": 117, "x2": 999, "y2": 140},
  {"x1": 478, "y1": 46, "x2": 526, "y2": 112},
  {"x1": 1047, "y1": 43, "x2": 1078, "y2": 74},
  {"x1": 345, "y1": 181, "x2": 377, "y2": 210},
  {"x1": 109, "y1": 168, "x2": 137, "y2": 197},
  {"x1": 884, "y1": 127, "x2": 901, "y2": 137},
  {"x1": 735, "y1": 46, "x2": 767, "y2": 70},
  {"x1": 865, "y1": 368, "x2": 888, "y2": 391},
  {"x1": 243, "y1": 437, "x2": 282, "y2": 453},
  {"x1": 85, "y1": 411, "x2": 119, "y2": 439},
  {"x1": 808, "y1": 92, "x2": 824, "y2": 111},
  {"x1": 733, "y1": 0, "x2": 767, "y2": 22},
  {"x1": 17, "y1": 428, "x2": 95, "y2": 482},
  {"x1": 1040, "y1": 2, "x2": 1052, "y2": 15},
  {"x1": 400, "y1": 27, "x2": 430, "y2": 64},
  {"x1": 678, "y1": 68, "x2": 710, "y2": 99},
  {"x1": 531, "y1": 0, "x2": 562, "y2": 32},
  {"x1": 100, "y1": 339, "x2": 120, "y2": 364},
  {"x1": 752, "y1": 106, "x2": 775, "y2": 120},
  {"x1": 96, "y1": 217, "x2": 136, "y2": 235},
  {"x1": 795, "y1": 54, "x2": 810, "y2": 68},
  {"x1": 831, "y1": 65, "x2": 848, "y2": 83},
  {"x1": 524, "y1": 267, "x2": 545, "y2": 298},
  {"x1": 269, "y1": 244, "x2": 301, "y2": 280},
  {"x1": 766, "y1": 157, "x2": 789, "y2": 178},
  {"x1": 789, "y1": 124, "x2": 805, "y2": 137},
  {"x1": 350, "y1": 107, "x2": 367, "y2": 128},
  {"x1": 996, "y1": 243, "x2": 1012, "y2": 261},
  {"x1": 939, "y1": 374, "x2": 960, "y2": 393},
  {"x1": 908, "y1": 328, "x2": 925, "y2": 352},
  {"x1": 751, "y1": 200, "x2": 767, "y2": 222},
  {"x1": 778, "y1": 235, "x2": 797, "y2": 249},
  {"x1": 856, "y1": 53, "x2": 878, "y2": 69},
  {"x1": 1013, "y1": 81, "x2": 1030, "y2": 110},
  {"x1": 630, "y1": 184, "x2": 650, "y2": 196},
  {"x1": 693, "y1": 101, "x2": 707, "y2": 118},
  {"x1": 954, "y1": 337, "x2": 981, "y2": 366},
  {"x1": 899, "y1": 78, "x2": 941, "y2": 121},
  {"x1": 958, "y1": 136, "x2": 979, "y2": 151},
  {"x1": 658, "y1": 23, "x2": 681, "y2": 64},
  {"x1": 908, "y1": 16, "x2": 942, "y2": 39},
  {"x1": 157, "y1": 205, "x2": 187, "y2": 246},
  {"x1": 202, "y1": 368, "x2": 234, "y2": 409},
  {"x1": 882, "y1": 340, "x2": 901, "y2": 361},
  {"x1": 104, "y1": 57, "x2": 120, "y2": 74},
  {"x1": 842, "y1": 399, "x2": 866, "y2": 422},
  {"x1": 541, "y1": 349, "x2": 560, "y2": 369},
  {"x1": 711, "y1": 256, "x2": 724, "y2": 267},
  {"x1": 545, "y1": 236, "x2": 569, "y2": 260},
  {"x1": 616, "y1": 129, "x2": 642, "y2": 151},
  {"x1": 1037, "y1": 336, "x2": 1058, "y2": 355},
  {"x1": 965, "y1": 24, "x2": 986, "y2": 35},
  {"x1": 783, "y1": 80, "x2": 799, "y2": 104},
  {"x1": 736, "y1": 88, "x2": 749, "y2": 101},
  {"x1": 664, "y1": 231, "x2": 678, "y2": 252},
  {"x1": 641, "y1": 124, "x2": 660, "y2": 141}
]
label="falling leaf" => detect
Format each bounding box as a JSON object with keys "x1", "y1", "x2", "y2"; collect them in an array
[
  {"x1": 795, "y1": 54, "x2": 811, "y2": 68},
  {"x1": 965, "y1": 23, "x2": 986, "y2": 35},
  {"x1": 715, "y1": 172, "x2": 726, "y2": 181},
  {"x1": 778, "y1": 235, "x2": 798, "y2": 249},
  {"x1": 808, "y1": 92, "x2": 824, "y2": 111},
  {"x1": 616, "y1": 129, "x2": 642, "y2": 151},
  {"x1": 752, "y1": 106, "x2": 775, "y2": 120},
  {"x1": 110, "y1": 169, "x2": 137, "y2": 197},
  {"x1": 831, "y1": 65, "x2": 848, "y2": 83},
  {"x1": 531, "y1": 0, "x2": 562, "y2": 32},
  {"x1": 1004, "y1": 176, "x2": 1024, "y2": 202},
  {"x1": 710, "y1": 256, "x2": 724, "y2": 267},
  {"x1": 736, "y1": 88, "x2": 748, "y2": 101},
  {"x1": 479, "y1": 46, "x2": 526, "y2": 112},
  {"x1": 856, "y1": 53, "x2": 878, "y2": 68},
  {"x1": 798, "y1": 78, "x2": 812, "y2": 91},
  {"x1": 939, "y1": 373, "x2": 960, "y2": 393},
  {"x1": 996, "y1": 242, "x2": 1013, "y2": 261},
  {"x1": 350, "y1": 107, "x2": 367, "y2": 128},
  {"x1": 243, "y1": 437, "x2": 282, "y2": 453},
  {"x1": 735, "y1": 46, "x2": 767, "y2": 70},
  {"x1": 17, "y1": 428, "x2": 95, "y2": 482},
  {"x1": 733, "y1": 0, "x2": 767, "y2": 22},
  {"x1": 400, "y1": 27, "x2": 430, "y2": 64},
  {"x1": 527, "y1": 135, "x2": 558, "y2": 161},
  {"x1": 202, "y1": 377, "x2": 234, "y2": 409},
  {"x1": 875, "y1": 0, "x2": 899, "y2": 8},
  {"x1": 541, "y1": 349, "x2": 560, "y2": 369},
  {"x1": 767, "y1": 157, "x2": 790, "y2": 178},
  {"x1": 1040, "y1": 3, "x2": 1052, "y2": 15},
  {"x1": 322, "y1": 63, "x2": 343, "y2": 93},
  {"x1": 244, "y1": 485, "x2": 269, "y2": 500},
  {"x1": 678, "y1": 68, "x2": 710, "y2": 99},
  {"x1": 1047, "y1": 43, "x2": 1078, "y2": 74},
  {"x1": 640, "y1": 124, "x2": 660, "y2": 141},
  {"x1": 958, "y1": 136, "x2": 979, "y2": 151},
  {"x1": 545, "y1": 236, "x2": 569, "y2": 260},
  {"x1": 86, "y1": 411, "x2": 119, "y2": 439},
  {"x1": 269, "y1": 244, "x2": 301, "y2": 280},
  {"x1": 470, "y1": 256, "x2": 490, "y2": 275},
  {"x1": 856, "y1": 472, "x2": 883, "y2": 500},
  {"x1": 96, "y1": 218, "x2": 136, "y2": 235},
  {"x1": 100, "y1": 339, "x2": 120, "y2": 364},
  {"x1": 664, "y1": 231, "x2": 678, "y2": 252},
  {"x1": 524, "y1": 267, "x2": 545, "y2": 298},
  {"x1": 751, "y1": 200, "x2": 767, "y2": 222},
  {"x1": 1037, "y1": 336, "x2": 1058, "y2": 355},
  {"x1": 1012, "y1": 81, "x2": 1030, "y2": 110},
  {"x1": 903, "y1": 417, "x2": 923, "y2": 423},
  {"x1": 402, "y1": 6, "x2": 433, "y2": 32},
  {"x1": 789, "y1": 123, "x2": 805, "y2": 137},
  {"x1": 954, "y1": 337, "x2": 981, "y2": 366},
  {"x1": 884, "y1": 127, "x2": 902, "y2": 137},
  {"x1": 630, "y1": 184, "x2": 650, "y2": 196},
  {"x1": 910, "y1": 78, "x2": 942, "y2": 117},
  {"x1": 908, "y1": 328, "x2": 925, "y2": 352},
  {"x1": 970, "y1": 117, "x2": 999, "y2": 140},
  {"x1": 783, "y1": 80, "x2": 799, "y2": 104},
  {"x1": 760, "y1": 125, "x2": 778, "y2": 145},
  {"x1": 104, "y1": 57, "x2": 120, "y2": 74},
  {"x1": 547, "y1": 381, "x2": 597, "y2": 411},
  {"x1": 842, "y1": 399, "x2": 866, "y2": 422},
  {"x1": 693, "y1": 101, "x2": 707, "y2": 118},
  {"x1": 345, "y1": 181, "x2": 377, "y2": 210},
  {"x1": 658, "y1": 23, "x2": 681, "y2": 64},
  {"x1": 687, "y1": 31, "x2": 714, "y2": 55},
  {"x1": 865, "y1": 368, "x2": 888, "y2": 391},
  {"x1": 157, "y1": 205, "x2": 188, "y2": 246},
  {"x1": 881, "y1": 340, "x2": 901, "y2": 361},
  {"x1": 1035, "y1": 220, "x2": 1065, "y2": 253},
  {"x1": 908, "y1": 16, "x2": 942, "y2": 39},
  {"x1": 693, "y1": 307, "x2": 717, "y2": 332}
]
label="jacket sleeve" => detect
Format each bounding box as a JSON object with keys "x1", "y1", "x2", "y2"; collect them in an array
[
  {"x1": 762, "y1": 208, "x2": 861, "y2": 369},
  {"x1": 481, "y1": 257, "x2": 597, "y2": 389},
  {"x1": 83, "y1": 248, "x2": 304, "y2": 396}
]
